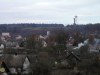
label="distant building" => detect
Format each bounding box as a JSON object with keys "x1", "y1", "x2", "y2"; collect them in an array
[
  {"x1": 1, "y1": 32, "x2": 11, "y2": 42},
  {"x1": 0, "y1": 44, "x2": 4, "y2": 49},
  {"x1": 84, "y1": 34, "x2": 100, "y2": 53},
  {"x1": 0, "y1": 44, "x2": 4, "y2": 57},
  {"x1": 15, "y1": 35, "x2": 22, "y2": 40},
  {"x1": 47, "y1": 31, "x2": 50, "y2": 36},
  {"x1": 42, "y1": 41, "x2": 47, "y2": 47},
  {"x1": 39, "y1": 35, "x2": 45, "y2": 39},
  {"x1": 5, "y1": 42, "x2": 19, "y2": 48},
  {"x1": 2, "y1": 55, "x2": 34, "y2": 75},
  {"x1": 2, "y1": 33, "x2": 10, "y2": 37},
  {"x1": 1, "y1": 36, "x2": 5, "y2": 40}
]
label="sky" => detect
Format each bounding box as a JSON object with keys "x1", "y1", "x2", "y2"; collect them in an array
[{"x1": 0, "y1": 0, "x2": 100, "y2": 25}]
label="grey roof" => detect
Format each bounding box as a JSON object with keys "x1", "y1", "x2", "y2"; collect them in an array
[
  {"x1": 2, "y1": 54, "x2": 37, "y2": 68},
  {"x1": 5, "y1": 42, "x2": 18, "y2": 47},
  {"x1": 3, "y1": 55, "x2": 26, "y2": 68},
  {"x1": 66, "y1": 52, "x2": 81, "y2": 62}
]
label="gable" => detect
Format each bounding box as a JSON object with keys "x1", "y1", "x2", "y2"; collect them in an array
[
  {"x1": 66, "y1": 52, "x2": 81, "y2": 62},
  {"x1": 23, "y1": 57, "x2": 30, "y2": 69}
]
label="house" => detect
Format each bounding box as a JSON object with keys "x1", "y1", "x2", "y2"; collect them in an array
[
  {"x1": 66, "y1": 52, "x2": 81, "y2": 62},
  {"x1": 1, "y1": 33, "x2": 11, "y2": 42},
  {"x1": 0, "y1": 44, "x2": 4, "y2": 49},
  {"x1": 1, "y1": 36, "x2": 6, "y2": 41},
  {"x1": 39, "y1": 35, "x2": 45, "y2": 40},
  {"x1": 15, "y1": 35, "x2": 22, "y2": 40},
  {"x1": 3, "y1": 54, "x2": 36, "y2": 75},
  {"x1": 47, "y1": 31, "x2": 50, "y2": 36},
  {"x1": 4, "y1": 55, "x2": 25, "y2": 75},
  {"x1": 22, "y1": 56, "x2": 32, "y2": 75},
  {"x1": 84, "y1": 34, "x2": 100, "y2": 53},
  {"x1": 2, "y1": 33, "x2": 10, "y2": 37},
  {"x1": 65, "y1": 52, "x2": 81, "y2": 68},
  {"x1": 5, "y1": 41, "x2": 19, "y2": 48},
  {"x1": 39, "y1": 35, "x2": 48, "y2": 47},
  {"x1": 42, "y1": 41, "x2": 47, "y2": 47},
  {"x1": 0, "y1": 44, "x2": 4, "y2": 57}
]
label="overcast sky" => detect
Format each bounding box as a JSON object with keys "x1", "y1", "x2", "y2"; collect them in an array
[{"x1": 0, "y1": 0, "x2": 100, "y2": 25}]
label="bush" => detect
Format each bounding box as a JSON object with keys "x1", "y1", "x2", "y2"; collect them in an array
[{"x1": 32, "y1": 62, "x2": 51, "y2": 75}]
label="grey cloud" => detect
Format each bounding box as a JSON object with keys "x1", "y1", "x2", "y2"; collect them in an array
[{"x1": 0, "y1": 0, "x2": 100, "y2": 24}]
